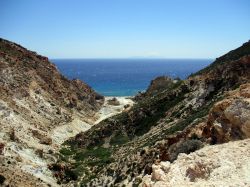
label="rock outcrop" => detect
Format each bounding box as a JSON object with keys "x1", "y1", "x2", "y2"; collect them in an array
[
  {"x1": 203, "y1": 83, "x2": 250, "y2": 144},
  {"x1": 107, "y1": 97, "x2": 120, "y2": 106},
  {"x1": 134, "y1": 76, "x2": 175, "y2": 100},
  {"x1": 141, "y1": 138, "x2": 250, "y2": 187}
]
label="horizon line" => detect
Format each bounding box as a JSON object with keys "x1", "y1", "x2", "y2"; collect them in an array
[{"x1": 50, "y1": 57, "x2": 214, "y2": 60}]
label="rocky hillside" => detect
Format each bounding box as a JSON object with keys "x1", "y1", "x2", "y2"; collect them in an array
[
  {"x1": 55, "y1": 41, "x2": 250, "y2": 186},
  {"x1": 134, "y1": 76, "x2": 175, "y2": 100},
  {"x1": 0, "y1": 38, "x2": 104, "y2": 186},
  {"x1": 142, "y1": 138, "x2": 250, "y2": 187}
]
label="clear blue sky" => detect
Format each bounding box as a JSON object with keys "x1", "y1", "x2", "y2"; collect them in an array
[{"x1": 0, "y1": 0, "x2": 249, "y2": 58}]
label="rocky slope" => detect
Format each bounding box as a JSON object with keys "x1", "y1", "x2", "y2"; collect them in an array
[
  {"x1": 134, "y1": 76, "x2": 175, "y2": 100},
  {"x1": 56, "y1": 41, "x2": 250, "y2": 186},
  {"x1": 0, "y1": 38, "x2": 104, "y2": 186},
  {"x1": 142, "y1": 138, "x2": 250, "y2": 187},
  {"x1": 1, "y1": 38, "x2": 249, "y2": 186},
  {"x1": 141, "y1": 82, "x2": 250, "y2": 186}
]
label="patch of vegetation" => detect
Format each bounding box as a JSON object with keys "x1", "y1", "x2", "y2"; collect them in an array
[
  {"x1": 74, "y1": 147, "x2": 112, "y2": 163},
  {"x1": 0, "y1": 174, "x2": 5, "y2": 185},
  {"x1": 134, "y1": 84, "x2": 188, "y2": 136},
  {"x1": 166, "y1": 103, "x2": 211, "y2": 135},
  {"x1": 110, "y1": 131, "x2": 129, "y2": 145},
  {"x1": 190, "y1": 133, "x2": 200, "y2": 140},
  {"x1": 64, "y1": 168, "x2": 78, "y2": 181},
  {"x1": 57, "y1": 146, "x2": 114, "y2": 185},
  {"x1": 143, "y1": 100, "x2": 214, "y2": 148},
  {"x1": 59, "y1": 147, "x2": 74, "y2": 156},
  {"x1": 231, "y1": 82, "x2": 241, "y2": 90},
  {"x1": 169, "y1": 139, "x2": 203, "y2": 162}
]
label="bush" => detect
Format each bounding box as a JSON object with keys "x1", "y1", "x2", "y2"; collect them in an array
[
  {"x1": 74, "y1": 147, "x2": 111, "y2": 161},
  {"x1": 0, "y1": 175, "x2": 5, "y2": 185},
  {"x1": 110, "y1": 132, "x2": 129, "y2": 145},
  {"x1": 60, "y1": 148, "x2": 74, "y2": 156},
  {"x1": 65, "y1": 168, "x2": 78, "y2": 181},
  {"x1": 169, "y1": 139, "x2": 203, "y2": 162}
]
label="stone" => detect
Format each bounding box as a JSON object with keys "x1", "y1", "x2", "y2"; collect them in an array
[
  {"x1": 40, "y1": 137, "x2": 52, "y2": 145},
  {"x1": 107, "y1": 97, "x2": 120, "y2": 106}
]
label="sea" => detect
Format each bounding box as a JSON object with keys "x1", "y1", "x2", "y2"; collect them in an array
[{"x1": 52, "y1": 59, "x2": 212, "y2": 96}]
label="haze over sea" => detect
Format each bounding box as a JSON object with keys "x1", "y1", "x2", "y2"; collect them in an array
[{"x1": 53, "y1": 59, "x2": 212, "y2": 96}]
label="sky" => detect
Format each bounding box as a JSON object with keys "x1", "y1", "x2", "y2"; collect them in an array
[{"x1": 0, "y1": 0, "x2": 249, "y2": 59}]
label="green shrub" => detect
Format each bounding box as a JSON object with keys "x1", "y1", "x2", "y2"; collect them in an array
[
  {"x1": 74, "y1": 147, "x2": 111, "y2": 161},
  {"x1": 0, "y1": 175, "x2": 5, "y2": 185},
  {"x1": 134, "y1": 89, "x2": 187, "y2": 136},
  {"x1": 169, "y1": 139, "x2": 203, "y2": 162},
  {"x1": 64, "y1": 168, "x2": 78, "y2": 181},
  {"x1": 60, "y1": 147, "x2": 74, "y2": 156},
  {"x1": 110, "y1": 132, "x2": 129, "y2": 145}
]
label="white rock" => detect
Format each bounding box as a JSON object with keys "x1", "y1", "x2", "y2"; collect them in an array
[{"x1": 141, "y1": 139, "x2": 250, "y2": 187}]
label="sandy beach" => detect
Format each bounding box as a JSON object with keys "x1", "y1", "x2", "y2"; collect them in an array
[{"x1": 94, "y1": 96, "x2": 134, "y2": 124}]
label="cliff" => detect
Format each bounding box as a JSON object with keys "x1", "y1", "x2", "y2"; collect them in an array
[
  {"x1": 56, "y1": 41, "x2": 250, "y2": 186},
  {"x1": 0, "y1": 38, "x2": 104, "y2": 186}
]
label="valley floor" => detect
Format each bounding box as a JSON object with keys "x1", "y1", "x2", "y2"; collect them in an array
[{"x1": 51, "y1": 96, "x2": 134, "y2": 146}]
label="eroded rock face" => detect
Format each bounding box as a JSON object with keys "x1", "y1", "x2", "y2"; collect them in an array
[{"x1": 204, "y1": 83, "x2": 250, "y2": 144}]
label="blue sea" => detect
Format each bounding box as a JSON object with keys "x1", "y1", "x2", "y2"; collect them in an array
[{"x1": 52, "y1": 59, "x2": 212, "y2": 96}]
